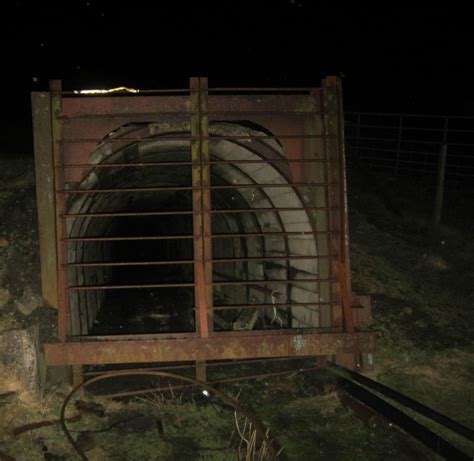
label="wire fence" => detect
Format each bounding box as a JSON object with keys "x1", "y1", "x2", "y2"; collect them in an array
[{"x1": 344, "y1": 112, "x2": 474, "y2": 187}]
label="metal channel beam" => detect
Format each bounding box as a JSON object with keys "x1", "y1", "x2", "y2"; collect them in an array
[
  {"x1": 31, "y1": 92, "x2": 58, "y2": 309},
  {"x1": 44, "y1": 332, "x2": 376, "y2": 366}
]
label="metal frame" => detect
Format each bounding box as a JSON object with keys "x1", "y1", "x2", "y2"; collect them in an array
[{"x1": 32, "y1": 76, "x2": 374, "y2": 370}]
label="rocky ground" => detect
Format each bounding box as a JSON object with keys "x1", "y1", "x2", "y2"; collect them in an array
[{"x1": 0, "y1": 153, "x2": 473, "y2": 459}]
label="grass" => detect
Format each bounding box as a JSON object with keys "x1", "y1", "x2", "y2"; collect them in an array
[{"x1": 0, "y1": 156, "x2": 473, "y2": 459}]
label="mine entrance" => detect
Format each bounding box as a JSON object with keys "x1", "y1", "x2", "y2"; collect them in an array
[
  {"x1": 33, "y1": 77, "x2": 375, "y2": 371},
  {"x1": 65, "y1": 123, "x2": 325, "y2": 336}
]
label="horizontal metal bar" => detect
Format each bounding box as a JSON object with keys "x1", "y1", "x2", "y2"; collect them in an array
[
  {"x1": 211, "y1": 206, "x2": 335, "y2": 214},
  {"x1": 350, "y1": 144, "x2": 438, "y2": 157},
  {"x1": 62, "y1": 206, "x2": 337, "y2": 218},
  {"x1": 78, "y1": 332, "x2": 199, "y2": 341},
  {"x1": 211, "y1": 278, "x2": 330, "y2": 286},
  {"x1": 337, "y1": 377, "x2": 472, "y2": 461},
  {"x1": 60, "y1": 186, "x2": 195, "y2": 194},
  {"x1": 97, "y1": 366, "x2": 324, "y2": 400},
  {"x1": 43, "y1": 332, "x2": 376, "y2": 366},
  {"x1": 345, "y1": 111, "x2": 474, "y2": 120},
  {"x1": 82, "y1": 355, "x2": 318, "y2": 376},
  {"x1": 330, "y1": 363, "x2": 474, "y2": 441},
  {"x1": 64, "y1": 235, "x2": 195, "y2": 242},
  {"x1": 356, "y1": 135, "x2": 441, "y2": 146},
  {"x1": 59, "y1": 161, "x2": 194, "y2": 168},
  {"x1": 208, "y1": 87, "x2": 315, "y2": 92},
  {"x1": 58, "y1": 134, "x2": 334, "y2": 143},
  {"x1": 58, "y1": 182, "x2": 336, "y2": 194},
  {"x1": 64, "y1": 260, "x2": 194, "y2": 267},
  {"x1": 65, "y1": 254, "x2": 333, "y2": 268},
  {"x1": 58, "y1": 158, "x2": 336, "y2": 169},
  {"x1": 69, "y1": 283, "x2": 195, "y2": 291},
  {"x1": 62, "y1": 88, "x2": 191, "y2": 95},
  {"x1": 209, "y1": 182, "x2": 335, "y2": 189},
  {"x1": 210, "y1": 255, "x2": 336, "y2": 263},
  {"x1": 58, "y1": 110, "x2": 326, "y2": 120},
  {"x1": 63, "y1": 230, "x2": 336, "y2": 243},
  {"x1": 348, "y1": 123, "x2": 447, "y2": 133},
  {"x1": 212, "y1": 230, "x2": 337, "y2": 238},
  {"x1": 62, "y1": 210, "x2": 194, "y2": 218},
  {"x1": 211, "y1": 302, "x2": 336, "y2": 311}
]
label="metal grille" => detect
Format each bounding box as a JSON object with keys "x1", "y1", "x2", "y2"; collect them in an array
[{"x1": 32, "y1": 77, "x2": 374, "y2": 369}]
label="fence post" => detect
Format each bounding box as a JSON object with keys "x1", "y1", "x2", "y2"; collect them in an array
[
  {"x1": 355, "y1": 113, "x2": 361, "y2": 158},
  {"x1": 431, "y1": 143, "x2": 448, "y2": 242},
  {"x1": 394, "y1": 115, "x2": 403, "y2": 176}
]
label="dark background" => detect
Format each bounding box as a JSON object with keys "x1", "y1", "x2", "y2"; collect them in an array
[{"x1": 1, "y1": 2, "x2": 474, "y2": 152}]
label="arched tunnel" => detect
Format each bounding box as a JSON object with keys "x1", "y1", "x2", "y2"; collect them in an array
[{"x1": 66, "y1": 122, "x2": 328, "y2": 336}]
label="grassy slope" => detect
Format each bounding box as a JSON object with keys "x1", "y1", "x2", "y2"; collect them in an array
[
  {"x1": 348, "y1": 165, "x2": 474, "y2": 455},
  {"x1": 0, "y1": 156, "x2": 473, "y2": 459}
]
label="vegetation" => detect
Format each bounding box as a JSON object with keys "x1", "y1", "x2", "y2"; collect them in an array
[{"x1": 0, "y1": 155, "x2": 473, "y2": 459}]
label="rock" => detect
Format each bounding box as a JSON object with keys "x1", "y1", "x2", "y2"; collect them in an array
[
  {"x1": 0, "y1": 288, "x2": 10, "y2": 309},
  {"x1": 0, "y1": 324, "x2": 40, "y2": 393},
  {"x1": 75, "y1": 431, "x2": 97, "y2": 452},
  {"x1": 15, "y1": 286, "x2": 41, "y2": 316},
  {"x1": 86, "y1": 447, "x2": 107, "y2": 461}
]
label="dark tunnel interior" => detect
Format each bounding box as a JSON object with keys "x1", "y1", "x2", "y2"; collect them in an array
[{"x1": 66, "y1": 124, "x2": 325, "y2": 336}]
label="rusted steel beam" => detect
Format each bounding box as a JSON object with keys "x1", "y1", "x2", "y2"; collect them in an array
[
  {"x1": 44, "y1": 332, "x2": 375, "y2": 366},
  {"x1": 50, "y1": 80, "x2": 71, "y2": 339},
  {"x1": 31, "y1": 92, "x2": 58, "y2": 309},
  {"x1": 57, "y1": 110, "x2": 326, "y2": 119},
  {"x1": 322, "y1": 77, "x2": 344, "y2": 329},
  {"x1": 191, "y1": 77, "x2": 209, "y2": 339},
  {"x1": 200, "y1": 77, "x2": 214, "y2": 335},
  {"x1": 60, "y1": 93, "x2": 329, "y2": 119}
]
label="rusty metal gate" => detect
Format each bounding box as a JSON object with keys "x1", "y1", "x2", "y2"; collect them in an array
[{"x1": 32, "y1": 76, "x2": 374, "y2": 373}]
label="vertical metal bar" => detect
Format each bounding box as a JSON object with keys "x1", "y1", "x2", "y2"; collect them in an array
[
  {"x1": 334, "y1": 80, "x2": 354, "y2": 333},
  {"x1": 394, "y1": 115, "x2": 403, "y2": 176},
  {"x1": 200, "y1": 78, "x2": 214, "y2": 335},
  {"x1": 31, "y1": 92, "x2": 58, "y2": 309},
  {"x1": 50, "y1": 80, "x2": 71, "y2": 340},
  {"x1": 321, "y1": 78, "x2": 341, "y2": 329},
  {"x1": 191, "y1": 77, "x2": 209, "y2": 338},
  {"x1": 323, "y1": 76, "x2": 353, "y2": 332}
]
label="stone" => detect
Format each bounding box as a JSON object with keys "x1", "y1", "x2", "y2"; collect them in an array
[
  {"x1": 75, "y1": 431, "x2": 97, "y2": 452},
  {"x1": 0, "y1": 324, "x2": 40, "y2": 393},
  {"x1": 15, "y1": 286, "x2": 41, "y2": 316},
  {"x1": 86, "y1": 447, "x2": 107, "y2": 461},
  {"x1": 0, "y1": 288, "x2": 10, "y2": 309}
]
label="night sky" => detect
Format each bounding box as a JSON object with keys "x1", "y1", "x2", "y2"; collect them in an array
[{"x1": 1, "y1": 3, "x2": 474, "y2": 152}]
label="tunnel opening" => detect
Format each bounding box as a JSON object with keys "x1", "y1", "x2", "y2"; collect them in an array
[{"x1": 66, "y1": 122, "x2": 325, "y2": 337}]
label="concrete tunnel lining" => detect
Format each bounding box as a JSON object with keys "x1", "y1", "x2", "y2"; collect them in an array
[{"x1": 66, "y1": 122, "x2": 327, "y2": 336}]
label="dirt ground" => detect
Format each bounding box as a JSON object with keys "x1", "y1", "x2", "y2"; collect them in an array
[{"x1": 0, "y1": 154, "x2": 473, "y2": 459}]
